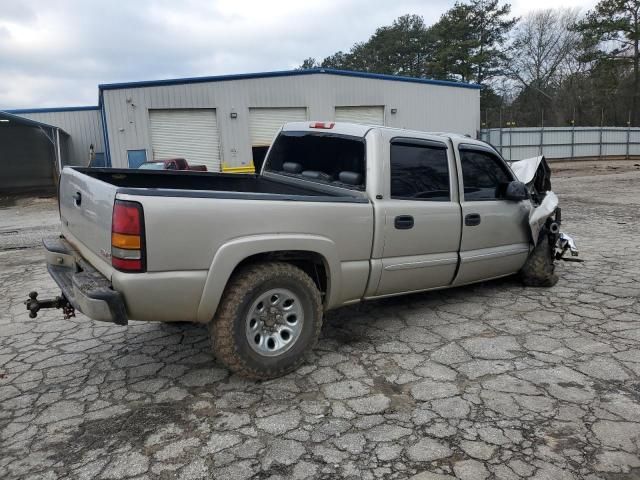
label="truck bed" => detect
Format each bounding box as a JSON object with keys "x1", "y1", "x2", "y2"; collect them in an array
[{"x1": 77, "y1": 168, "x2": 362, "y2": 201}]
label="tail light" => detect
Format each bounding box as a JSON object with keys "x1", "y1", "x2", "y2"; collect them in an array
[{"x1": 111, "y1": 200, "x2": 145, "y2": 272}]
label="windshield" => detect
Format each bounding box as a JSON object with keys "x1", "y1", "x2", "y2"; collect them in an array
[
  {"x1": 138, "y1": 162, "x2": 165, "y2": 170},
  {"x1": 264, "y1": 131, "x2": 366, "y2": 190}
]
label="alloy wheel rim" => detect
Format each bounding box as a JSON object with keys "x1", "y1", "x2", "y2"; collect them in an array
[{"x1": 245, "y1": 288, "x2": 304, "y2": 357}]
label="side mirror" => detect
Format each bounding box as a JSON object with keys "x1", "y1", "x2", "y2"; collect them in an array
[{"x1": 504, "y1": 180, "x2": 529, "y2": 201}]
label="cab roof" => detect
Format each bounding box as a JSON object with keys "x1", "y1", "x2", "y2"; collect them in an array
[{"x1": 282, "y1": 121, "x2": 488, "y2": 149}]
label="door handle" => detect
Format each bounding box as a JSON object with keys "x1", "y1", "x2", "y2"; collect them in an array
[
  {"x1": 394, "y1": 215, "x2": 414, "y2": 230},
  {"x1": 465, "y1": 213, "x2": 481, "y2": 226},
  {"x1": 72, "y1": 192, "x2": 82, "y2": 206}
]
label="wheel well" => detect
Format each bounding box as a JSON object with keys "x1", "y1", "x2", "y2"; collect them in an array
[{"x1": 234, "y1": 251, "x2": 329, "y2": 295}]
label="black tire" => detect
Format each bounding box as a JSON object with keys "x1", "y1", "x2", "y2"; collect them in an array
[
  {"x1": 520, "y1": 232, "x2": 558, "y2": 287},
  {"x1": 209, "y1": 262, "x2": 323, "y2": 379}
]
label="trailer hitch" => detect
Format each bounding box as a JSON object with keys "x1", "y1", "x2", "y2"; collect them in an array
[{"x1": 24, "y1": 291, "x2": 75, "y2": 319}]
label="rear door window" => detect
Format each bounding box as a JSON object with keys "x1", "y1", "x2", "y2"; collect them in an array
[{"x1": 390, "y1": 140, "x2": 450, "y2": 201}]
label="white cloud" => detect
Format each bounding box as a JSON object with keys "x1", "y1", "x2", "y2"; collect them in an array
[{"x1": 0, "y1": 0, "x2": 597, "y2": 108}]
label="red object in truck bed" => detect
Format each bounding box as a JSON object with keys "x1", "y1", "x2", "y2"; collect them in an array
[{"x1": 138, "y1": 158, "x2": 208, "y2": 171}]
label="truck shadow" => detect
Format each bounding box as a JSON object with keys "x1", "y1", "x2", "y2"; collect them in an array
[
  {"x1": 57, "y1": 272, "x2": 527, "y2": 406},
  {"x1": 12, "y1": 273, "x2": 544, "y2": 470},
  {"x1": 320, "y1": 275, "x2": 521, "y2": 345}
]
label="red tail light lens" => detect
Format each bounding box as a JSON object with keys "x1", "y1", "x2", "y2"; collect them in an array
[
  {"x1": 111, "y1": 257, "x2": 143, "y2": 271},
  {"x1": 112, "y1": 200, "x2": 145, "y2": 272},
  {"x1": 113, "y1": 202, "x2": 141, "y2": 234}
]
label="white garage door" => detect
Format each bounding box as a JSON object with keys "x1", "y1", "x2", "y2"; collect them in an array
[
  {"x1": 335, "y1": 106, "x2": 385, "y2": 125},
  {"x1": 149, "y1": 109, "x2": 221, "y2": 171},
  {"x1": 249, "y1": 107, "x2": 308, "y2": 146}
]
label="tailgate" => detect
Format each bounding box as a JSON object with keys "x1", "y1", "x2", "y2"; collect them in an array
[{"x1": 59, "y1": 167, "x2": 117, "y2": 264}]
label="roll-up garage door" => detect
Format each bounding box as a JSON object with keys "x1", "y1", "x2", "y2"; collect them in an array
[
  {"x1": 249, "y1": 107, "x2": 308, "y2": 146},
  {"x1": 335, "y1": 106, "x2": 385, "y2": 125},
  {"x1": 149, "y1": 109, "x2": 220, "y2": 171}
]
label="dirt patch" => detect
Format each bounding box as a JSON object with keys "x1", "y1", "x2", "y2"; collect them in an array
[{"x1": 550, "y1": 159, "x2": 640, "y2": 178}]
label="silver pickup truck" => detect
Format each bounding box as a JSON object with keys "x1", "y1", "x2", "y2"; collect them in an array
[{"x1": 28, "y1": 122, "x2": 575, "y2": 379}]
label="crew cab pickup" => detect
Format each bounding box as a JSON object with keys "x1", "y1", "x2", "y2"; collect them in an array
[{"x1": 29, "y1": 122, "x2": 572, "y2": 379}]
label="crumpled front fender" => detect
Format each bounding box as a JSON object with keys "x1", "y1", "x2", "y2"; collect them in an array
[{"x1": 529, "y1": 191, "x2": 558, "y2": 244}]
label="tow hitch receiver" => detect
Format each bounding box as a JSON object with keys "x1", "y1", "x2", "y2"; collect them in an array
[{"x1": 25, "y1": 291, "x2": 76, "y2": 319}]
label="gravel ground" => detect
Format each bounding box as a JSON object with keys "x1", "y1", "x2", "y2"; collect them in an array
[
  {"x1": 1, "y1": 164, "x2": 639, "y2": 480},
  {"x1": 0, "y1": 195, "x2": 60, "y2": 252}
]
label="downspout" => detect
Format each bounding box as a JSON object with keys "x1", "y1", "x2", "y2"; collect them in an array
[
  {"x1": 55, "y1": 128, "x2": 62, "y2": 173},
  {"x1": 99, "y1": 89, "x2": 112, "y2": 167}
]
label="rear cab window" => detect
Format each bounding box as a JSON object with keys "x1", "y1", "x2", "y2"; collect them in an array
[
  {"x1": 264, "y1": 132, "x2": 366, "y2": 190},
  {"x1": 459, "y1": 147, "x2": 514, "y2": 201}
]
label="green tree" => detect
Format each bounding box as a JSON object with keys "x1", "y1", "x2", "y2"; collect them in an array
[
  {"x1": 298, "y1": 58, "x2": 320, "y2": 70},
  {"x1": 429, "y1": 0, "x2": 517, "y2": 85},
  {"x1": 355, "y1": 14, "x2": 431, "y2": 77},
  {"x1": 575, "y1": 0, "x2": 640, "y2": 123},
  {"x1": 314, "y1": 14, "x2": 433, "y2": 77},
  {"x1": 299, "y1": 2, "x2": 515, "y2": 86}
]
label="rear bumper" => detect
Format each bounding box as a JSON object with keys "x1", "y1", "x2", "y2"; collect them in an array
[{"x1": 44, "y1": 236, "x2": 128, "y2": 325}]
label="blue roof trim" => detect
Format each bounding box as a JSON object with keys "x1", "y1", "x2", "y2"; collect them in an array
[
  {"x1": 0, "y1": 110, "x2": 68, "y2": 133},
  {"x1": 321, "y1": 69, "x2": 481, "y2": 89},
  {"x1": 99, "y1": 68, "x2": 481, "y2": 91},
  {"x1": 5, "y1": 105, "x2": 99, "y2": 114}
]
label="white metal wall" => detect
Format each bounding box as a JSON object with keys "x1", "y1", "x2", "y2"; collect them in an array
[
  {"x1": 481, "y1": 126, "x2": 640, "y2": 161},
  {"x1": 102, "y1": 73, "x2": 480, "y2": 169},
  {"x1": 11, "y1": 108, "x2": 104, "y2": 166}
]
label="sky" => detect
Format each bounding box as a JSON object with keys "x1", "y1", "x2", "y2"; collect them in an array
[{"x1": 0, "y1": 0, "x2": 596, "y2": 109}]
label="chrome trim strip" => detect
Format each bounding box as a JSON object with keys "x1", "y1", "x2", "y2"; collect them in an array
[
  {"x1": 463, "y1": 247, "x2": 529, "y2": 263},
  {"x1": 384, "y1": 257, "x2": 458, "y2": 271}
]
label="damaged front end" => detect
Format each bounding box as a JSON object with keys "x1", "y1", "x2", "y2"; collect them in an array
[{"x1": 509, "y1": 155, "x2": 579, "y2": 261}]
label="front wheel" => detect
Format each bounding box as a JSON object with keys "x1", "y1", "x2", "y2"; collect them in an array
[
  {"x1": 520, "y1": 232, "x2": 558, "y2": 287},
  {"x1": 209, "y1": 262, "x2": 323, "y2": 379}
]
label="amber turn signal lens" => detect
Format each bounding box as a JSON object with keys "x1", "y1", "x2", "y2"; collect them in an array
[{"x1": 111, "y1": 232, "x2": 141, "y2": 249}]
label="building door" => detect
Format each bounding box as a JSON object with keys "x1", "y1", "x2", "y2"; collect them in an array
[
  {"x1": 249, "y1": 107, "x2": 307, "y2": 170},
  {"x1": 335, "y1": 106, "x2": 384, "y2": 125},
  {"x1": 91, "y1": 152, "x2": 106, "y2": 167},
  {"x1": 149, "y1": 109, "x2": 220, "y2": 171},
  {"x1": 127, "y1": 149, "x2": 147, "y2": 168}
]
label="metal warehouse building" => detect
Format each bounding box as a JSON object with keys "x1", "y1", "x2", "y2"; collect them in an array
[
  {"x1": 100, "y1": 69, "x2": 480, "y2": 172},
  {"x1": 2, "y1": 68, "x2": 480, "y2": 189}
]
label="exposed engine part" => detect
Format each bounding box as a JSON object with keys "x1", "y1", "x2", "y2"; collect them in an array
[{"x1": 556, "y1": 232, "x2": 580, "y2": 261}]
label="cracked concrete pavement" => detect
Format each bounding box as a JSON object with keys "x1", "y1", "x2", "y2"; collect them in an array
[{"x1": 1, "y1": 164, "x2": 639, "y2": 479}]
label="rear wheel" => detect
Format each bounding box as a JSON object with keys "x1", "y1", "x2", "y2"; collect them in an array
[
  {"x1": 520, "y1": 232, "x2": 558, "y2": 287},
  {"x1": 209, "y1": 262, "x2": 323, "y2": 379}
]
